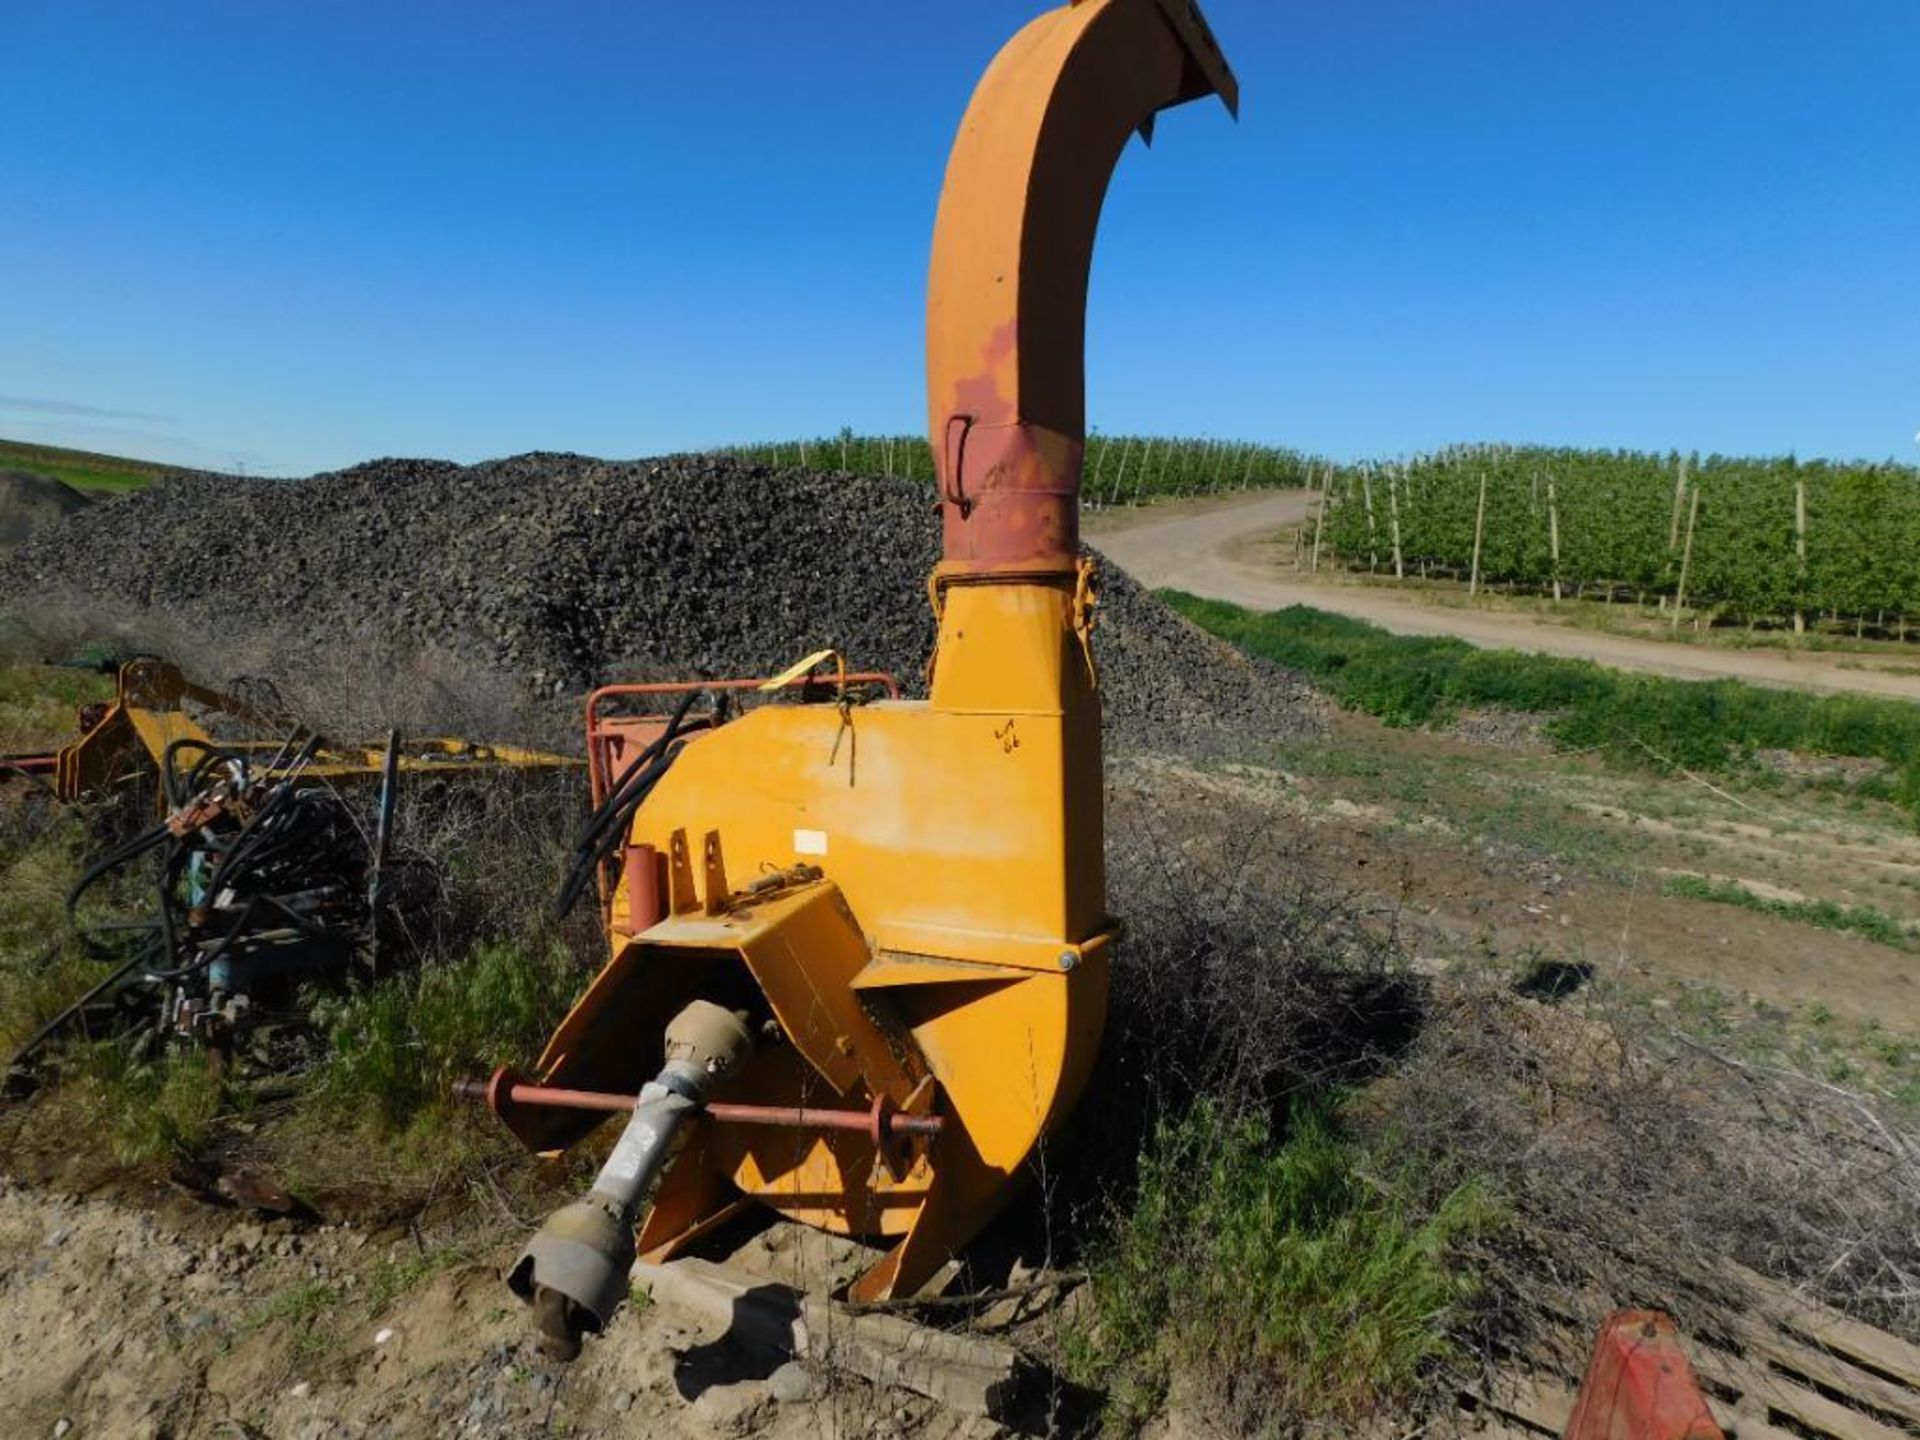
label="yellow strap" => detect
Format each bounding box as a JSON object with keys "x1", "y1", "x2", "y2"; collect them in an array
[{"x1": 760, "y1": 647, "x2": 846, "y2": 693}]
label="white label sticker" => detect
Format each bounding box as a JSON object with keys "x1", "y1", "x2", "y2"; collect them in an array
[{"x1": 794, "y1": 828, "x2": 829, "y2": 856}]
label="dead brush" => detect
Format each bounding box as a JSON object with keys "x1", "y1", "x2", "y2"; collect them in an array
[
  {"x1": 371, "y1": 761, "x2": 593, "y2": 963},
  {"x1": 1052, "y1": 787, "x2": 1486, "y2": 1434},
  {"x1": 1365, "y1": 977, "x2": 1920, "y2": 1352},
  {"x1": 0, "y1": 591, "x2": 571, "y2": 751},
  {"x1": 1064, "y1": 776, "x2": 1920, "y2": 1436},
  {"x1": 1093, "y1": 789, "x2": 1423, "y2": 1134}
]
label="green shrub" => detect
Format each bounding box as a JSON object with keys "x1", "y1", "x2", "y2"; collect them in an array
[
  {"x1": 315, "y1": 939, "x2": 583, "y2": 1134},
  {"x1": 1169, "y1": 596, "x2": 1920, "y2": 818},
  {"x1": 1071, "y1": 1100, "x2": 1494, "y2": 1433},
  {"x1": 58, "y1": 1044, "x2": 234, "y2": 1165},
  {"x1": 1661, "y1": 874, "x2": 1914, "y2": 950},
  {"x1": 0, "y1": 660, "x2": 113, "y2": 752},
  {"x1": 1318, "y1": 447, "x2": 1920, "y2": 631}
]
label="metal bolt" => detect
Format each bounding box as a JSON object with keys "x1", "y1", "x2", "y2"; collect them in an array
[{"x1": 1057, "y1": 951, "x2": 1078, "y2": 971}]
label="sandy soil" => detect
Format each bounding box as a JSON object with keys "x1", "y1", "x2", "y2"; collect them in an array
[
  {"x1": 1116, "y1": 713, "x2": 1920, "y2": 1038},
  {"x1": 0, "y1": 1168, "x2": 1008, "y2": 1440},
  {"x1": 1086, "y1": 492, "x2": 1920, "y2": 701},
  {"x1": 5, "y1": 603, "x2": 1918, "y2": 1435},
  {"x1": 3, "y1": 723, "x2": 1915, "y2": 1437}
]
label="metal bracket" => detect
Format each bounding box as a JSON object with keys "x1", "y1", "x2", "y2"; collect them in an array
[
  {"x1": 668, "y1": 828, "x2": 699, "y2": 914},
  {"x1": 701, "y1": 830, "x2": 732, "y2": 916},
  {"x1": 942, "y1": 413, "x2": 975, "y2": 517}
]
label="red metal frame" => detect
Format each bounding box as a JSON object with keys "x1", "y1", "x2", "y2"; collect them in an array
[
  {"x1": 584, "y1": 671, "x2": 903, "y2": 808},
  {"x1": 456, "y1": 1071, "x2": 945, "y2": 1160}
]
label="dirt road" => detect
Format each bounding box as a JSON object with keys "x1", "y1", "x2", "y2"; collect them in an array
[{"x1": 1086, "y1": 491, "x2": 1920, "y2": 701}]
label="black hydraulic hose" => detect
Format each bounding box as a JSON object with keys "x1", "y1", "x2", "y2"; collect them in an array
[
  {"x1": 201, "y1": 739, "x2": 316, "y2": 900},
  {"x1": 152, "y1": 764, "x2": 302, "y2": 962},
  {"x1": 160, "y1": 737, "x2": 226, "y2": 809},
  {"x1": 553, "y1": 739, "x2": 685, "y2": 921},
  {"x1": 258, "y1": 889, "x2": 337, "y2": 936},
  {"x1": 185, "y1": 746, "x2": 241, "y2": 802},
  {"x1": 156, "y1": 797, "x2": 357, "y2": 981},
  {"x1": 149, "y1": 894, "x2": 267, "y2": 982},
  {"x1": 5, "y1": 940, "x2": 162, "y2": 1077},
  {"x1": 547, "y1": 690, "x2": 700, "y2": 922},
  {"x1": 574, "y1": 691, "x2": 701, "y2": 858},
  {"x1": 552, "y1": 744, "x2": 679, "y2": 925},
  {"x1": 201, "y1": 796, "x2": 285, "y2": 902},
  {"x1": 205, "y1": 789, "x2": 357, "y2": 909},
  {"x1": 571, "y1": 721, "x2": 693, "y2": 876},
  {"x1": 65, "y1": 819, "x2": 174, "y2": 938},
  {"x1": 581, "y1": 743, "x2": 682, "y2": 877},
  {"x1": 65, "y1": 733, "x2": 350, "y2": 978},
  {"x1": 152, "y1": 833, "x2": 191, "y2": 967},
  {"x1": 258, "y1": 722, "x2": 310, "y2": 776}
]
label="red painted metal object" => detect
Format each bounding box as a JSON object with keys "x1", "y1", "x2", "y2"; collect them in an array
[
  {"x1": 583, "y1": 672, "x2": 902, "y2": 810},
  {"x1": 457, "y1": 1068, "x2": 946, "y2": 1143},
  {"x1": 619, "y1": 841, "x2": 664, "y2": 937},
  {"x1": 1562, "y1": 1311, "x2": 1726, "y2": 1440},
  {"x1": 924, "y1": 0, "x2": 1235, "y2": 578}
]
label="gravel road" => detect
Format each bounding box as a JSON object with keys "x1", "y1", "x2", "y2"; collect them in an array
[{"x1": 1086, "y1": 490, "x2": 1920, "y2": 702}]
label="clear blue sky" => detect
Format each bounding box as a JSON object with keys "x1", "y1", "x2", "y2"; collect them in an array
[{"x1": 4, "y1": 1, "x2": 1916, "y2": 476}]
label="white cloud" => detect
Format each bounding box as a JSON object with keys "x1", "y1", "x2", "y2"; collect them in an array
[{"x1": 0, "y1": 395, "x2": 176, "y2": 425}]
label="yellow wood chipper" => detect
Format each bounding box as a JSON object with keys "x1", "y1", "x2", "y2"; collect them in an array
[{"x1": 473, "y1": 0, "x2": 1238, "y2": 1349}]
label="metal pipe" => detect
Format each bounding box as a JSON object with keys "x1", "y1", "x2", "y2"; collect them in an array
[
  {"x1": 710, "y1": 1101, "x2": 943, "y2": 1138},
  {"x1": 618, "y1": 842, "x2": 663, "y2": 937},
  {"x1": 456, "y1": 1075, "x2": 944, "y2": 1139},
  {"x1": 367, "y1": 727, "x2": 399, "y2": 974},
  {"x1": 924, "y1": 0, "x2": 1235, "y2": 577},
  {"x1": 507, "y1": 1000, "x2": 756, "y2": 1358}
]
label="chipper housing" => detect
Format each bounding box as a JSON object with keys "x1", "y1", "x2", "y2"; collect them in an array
[{"x1": 495, "y1": 0, "x2": 1237, "y2": 1316}]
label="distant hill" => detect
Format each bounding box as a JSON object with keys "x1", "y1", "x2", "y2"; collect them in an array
[{"x1": 0, "y1": 437, "x2": 176, "y2": 493}]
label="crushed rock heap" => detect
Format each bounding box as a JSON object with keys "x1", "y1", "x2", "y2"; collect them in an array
[{"x1": 0, "y1": 452, "x2": 1315, "y2": 748}]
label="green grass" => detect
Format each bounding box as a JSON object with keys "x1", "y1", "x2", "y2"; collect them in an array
[
  {"x1": 1661, "y1": 873, "x2": 1915, "y2": 950},
  {"x1": 1598, "y1": 976, "x2": 1920, "y2": 1114},
  {"x1": 0, "y1": 660, "x2": 111, "y2": 753},
  {"x1": 0, "y1": 799, "x2": 133, "y2": 1057},
  {"x1": 241, "y1": 1245, "x2": 473, "y2": 1366},
  {"x1": 236, "y1": 1278, "x2": 347, "y2": 1366},
  {"x1": 1376, "y1": 581, "x2": 1920, "y2": 659},
  {"x1": 1167, "y1": 596, "x2": 1920, "y2": 819},
  {"x1": 62, "y1": 1045, "x2": 238, "y2": 1165},
  {"x1": 0, "y1": 437, "x2": 172, "y2": 493},
  {"x1": 7, "y1": 459, "x2": 149, "y2": 492},
  {"x1": 719, "y1": 430, "x2": 1325, "y2": 502},
  {"x1": 313, "y1": 938, "x2": 584, "y2": 1137},
  {"x1": 1070, "y1": 1100, "x2": 1494, "y2": 1433}
]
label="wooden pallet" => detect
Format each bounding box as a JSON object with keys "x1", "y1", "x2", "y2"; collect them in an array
[{"x1": 1466, "y1": 1267, "x2": 1920, "y2": 1440}]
